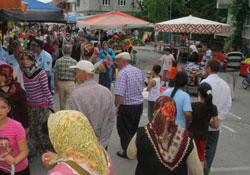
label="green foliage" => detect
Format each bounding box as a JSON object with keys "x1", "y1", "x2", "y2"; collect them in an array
[{"x1": 229, "y1": 0, "x2": 249, "y2": 47}]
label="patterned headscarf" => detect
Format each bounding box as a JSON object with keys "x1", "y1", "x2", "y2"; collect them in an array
[
  {"x1": 48, "y1": 110, "x2": 110, "y2": 175},
  {"x1": 21, "y1": 51, "x2": 41, "y2": 79},
  {"x1": 145, "y1": 96, "x2": 190, "y2": 170},
  {"x1": 0, "y1": 64, "x2": 21, "y2": 96}
]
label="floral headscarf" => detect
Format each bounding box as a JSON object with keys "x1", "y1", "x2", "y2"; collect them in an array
[
  {"x1": 21, "y1": 51, "x2": 41, "y2": 79},
  {"x1": 0, "y1": 64, "x2": 21, "y2": 96},
  {"x1": 48, "y1": 110, "x2": 110, "y2": 175},
  {"x1": 145, "y1": 96, "x2": 190, "y2": 170}
]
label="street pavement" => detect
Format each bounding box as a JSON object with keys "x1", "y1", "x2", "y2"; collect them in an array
[{"x1": 30, "y1": 45, "x2": 250, "y2": 175}]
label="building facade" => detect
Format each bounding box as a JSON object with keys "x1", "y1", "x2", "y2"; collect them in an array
[
  {"x1": 75, "y1": 0, "x2": 142, "y2": 15},
  {"x1": 217, "y1": 0, "x2": 250, "y2": 45}
]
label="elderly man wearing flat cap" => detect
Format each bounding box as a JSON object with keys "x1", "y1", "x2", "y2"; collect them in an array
[
  {"x1": 69, "y1": 60, "x2": 115, "y2": 149},
  {"x1": 114, "y1": 52, "x2": 145, "y2": 158}
]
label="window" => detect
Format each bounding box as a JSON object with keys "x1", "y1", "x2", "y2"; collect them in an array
[
  {"x1": 77, "y1": 0, "x2": 80, "y2": 7},
  {"x1": 103, "y1": 0, "x2": 111, "y2": 6},
  {"x1": 118, "y1": 0, "x2": 126, "y2": 6}
]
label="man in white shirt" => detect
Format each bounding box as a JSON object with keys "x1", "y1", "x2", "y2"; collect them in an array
[{"x1": 201, "y1": 59, "x2": 232, "y2": 175}]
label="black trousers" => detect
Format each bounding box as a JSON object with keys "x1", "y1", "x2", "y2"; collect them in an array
[
  {"x1": 117, "y1": 103, "x2": 143, "y2": 152},
  {"x1": 0, "y1": 165, "x2": 30, "y2": 175}
]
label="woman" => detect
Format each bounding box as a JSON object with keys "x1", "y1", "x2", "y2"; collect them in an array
[
  {"x1": 0, "y1": 64, "x2": 29, "y2": 133},
  {"x1": 162, "y1": 72, "x2": 192, "y2": 128},
  {"x1": 0, "y1": 92, "x2": 30, "y2": 175},
  {"x1": 127, "y1": 96, "x2": 203, "y2": 175},
  {"x1": 123, "y1": 40, "x2": 133, "y2": 54},
  {"x1": 51, "y1": 39, "x2": 63, "y2": 68},
  {"x1": 98, "y1": 41, "x2": 115, "y2": 89},
  {"x1": 21, "y1": 51, "x2": 56, "y2": 159},
  {"x1": 189, "y1": 83, "x2": 218, "y2": 168},
  {"x1": 44, "y1": 36, "x2": 53, "y2": 54},
  {"x1": 42, "y1": 110, "x2": 113, "y2": 175},
  {"x1": 188, "y1": 44, "x2": 198, "y2": 63}
]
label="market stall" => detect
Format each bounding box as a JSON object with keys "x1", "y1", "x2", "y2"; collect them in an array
[{"x1": 155, "y1": 15, "x2": 231, "y2": 63}]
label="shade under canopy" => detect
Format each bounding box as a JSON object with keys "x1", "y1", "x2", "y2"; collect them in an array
[{"x1": 0, "y1": 0, "x2": 66, "y2": 23}]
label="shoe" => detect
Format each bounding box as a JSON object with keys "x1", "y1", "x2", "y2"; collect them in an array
[{"x1": 117, "y1": 151, "x2": 128, "y2": 159}]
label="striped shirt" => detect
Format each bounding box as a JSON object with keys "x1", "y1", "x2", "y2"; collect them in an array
[
  {"x1": 23, "y1": 70, "x2": 55, "y2": 106},
  {"x1": 53, "y1": 55, "x2": 77, "y2": 81},
  {"x1": 224, "y1": 52, "x2": 244, "y2": 72},
  {"x1": 0, "y1": 118, "x2": 28, "y2": 173}
]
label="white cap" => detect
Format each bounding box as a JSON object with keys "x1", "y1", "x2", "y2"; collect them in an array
[
  {"x1": 115, "y1": 52, "x2": 131, "y2": 61},
  {"x1": 70, "y1": 60, "x2": 95, "y2": 74}
]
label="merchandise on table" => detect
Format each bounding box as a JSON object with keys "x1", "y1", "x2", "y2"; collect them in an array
[{"x1": 182, "y1": 63, "x2": 203, "y2": 86}]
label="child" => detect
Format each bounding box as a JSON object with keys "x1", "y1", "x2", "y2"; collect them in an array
[
  {"x1": 0, "y1": 92, "x2": 30, "y2": 174},
  {"x1": 146, "y1": 64, "x2": 161, "y2": 122},
  {"x1": 153, "y1": 48, "x2": 175, "y2": 87},
  {"x1": 188, "y1": 83, "x2": 219, "y2": 169},
  {"x1": 169, "y1": 61, "x2": 178, "y2": 87}
]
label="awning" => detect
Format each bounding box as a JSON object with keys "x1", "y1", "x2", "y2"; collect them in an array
[
  {"x1": 155, "y1": 15, "x2": 231, "y2": 34},
  {"x1": 77, "y1": 11, "x2": 154, "y2": 29}
]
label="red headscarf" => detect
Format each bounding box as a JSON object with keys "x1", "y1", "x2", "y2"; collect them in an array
[
  {"x1": 145, "y1": 96, "x2": 190, "y2": 170},
  {"x1": 0, "y1": 64, "x2": 21, "y2": 96}
]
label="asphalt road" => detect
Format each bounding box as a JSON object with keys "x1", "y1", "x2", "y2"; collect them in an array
[{"x1": 30, "y1": 45, "x2": 250, "y2": 175}]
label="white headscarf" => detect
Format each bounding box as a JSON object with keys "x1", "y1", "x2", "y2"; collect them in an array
[{"x1": 190, "y1": 44, "x2": 198, "y2": 53}]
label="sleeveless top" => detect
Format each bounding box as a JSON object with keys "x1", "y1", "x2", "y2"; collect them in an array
[
  {"x1": 148, "y1": 77, "x2": 161, "y2": 102},
  {"x1": 135, "y1": 127, "x2": 194, "y2": 175}
]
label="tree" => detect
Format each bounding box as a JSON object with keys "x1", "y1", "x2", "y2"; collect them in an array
[{"x1": 229, "y1": 0, "x2": 249, "y2": 46}]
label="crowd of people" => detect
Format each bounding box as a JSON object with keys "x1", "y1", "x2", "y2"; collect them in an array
[{"x1": 0, "y1": 23, "x2": 247, "y2": 175}]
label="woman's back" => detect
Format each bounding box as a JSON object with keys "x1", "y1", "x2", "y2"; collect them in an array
[
  {"x1": 162, "y1": 88, "x2": 192, "y2": 128},
  {"x1": 190, "y1": 102, "x2": 217, "y2": 140},
  {"x1": 135, "y1": 127, "x2": 193, "y2": 175}
]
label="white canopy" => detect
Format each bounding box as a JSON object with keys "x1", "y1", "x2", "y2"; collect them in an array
[{"x1": 155, "y1": 15, "x2": 231, "y2": 34}]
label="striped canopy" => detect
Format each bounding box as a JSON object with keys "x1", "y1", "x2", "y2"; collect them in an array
[{"x1": 155, "y1": 15, "x2": 231, "y2": 34}]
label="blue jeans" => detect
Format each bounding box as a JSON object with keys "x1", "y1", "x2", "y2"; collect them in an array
[
  {"x1": 148, "y1": 101, "x2": 155, "y2": 122},
  {"x1": 99, "y1": 66, "x2": 113, "y2": 89},
  {"x1": 205, "y1": 131, "x2": 220, "y2": 174}
]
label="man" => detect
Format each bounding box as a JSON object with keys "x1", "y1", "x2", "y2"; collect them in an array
[
  {"x1": 69, "y1": 60, "x2": 115, "y2": 149},
  {"x1": 114, "y1": 52, "x2": 144, "y2": 158},
  {"x1": 224, "y1": 45, "x2": 245, "y2": 100},
  {"x1": 240, "y1": 43, "x2": 249, "y2": 58},
  {"x1": 6, "y1": 40, "x2": 21, "y2": 67},
  {"x1": 201, "y1": 59, "x2": 232, "y2": 175},
  {"x1": 200, "y1": 43, "x2": 212, "y2": 68},
  {"x1": 53, "y1": 45, "x2": 77, "y2": 110},
  {"x1": 32, "y1": 39, "x2": 53, "y2": 90},
  {"x1": 12, "y1": 43, "x2": 25, "y2": 90}
]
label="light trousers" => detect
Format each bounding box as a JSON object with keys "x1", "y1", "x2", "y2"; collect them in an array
[
  {"x1": 58, "y1": 80, "x2": 75, "y2": 110},
  {"x1": 225, "y1": 71, "x2": 239, "y2": 99}
]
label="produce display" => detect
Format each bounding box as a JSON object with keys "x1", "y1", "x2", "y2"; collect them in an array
[
  {"x1": 128, "y1": 37, "x2": 145, "y2": 46},
  {"x1": 182, "y1": 63, "x2": 203, "y2": 86},
  {"x1": 245, "y1": 58, "x2": 250, "y2": 64}
]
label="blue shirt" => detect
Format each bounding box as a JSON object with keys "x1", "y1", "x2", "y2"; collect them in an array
[
  {"x1": 6, "y1": 54, "x2": 19, "y2": 67},
  {"x1": 35, "y1": 50, "x2": 52, "y2": 72},
  {"x1": 162, "y1": 88, "x2": 192, "y2": 128},
  {"x1": 200, "y1": 49, "x2": 212, "y2": 68},
  {"x1": 98, "y1": 48, "x2": 115, "y2": 61},
  {"x1": 0, "y1": 47, "x2": 9, "y2": 62}
]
